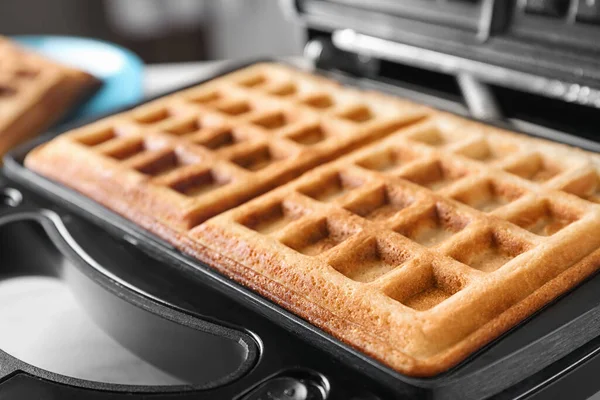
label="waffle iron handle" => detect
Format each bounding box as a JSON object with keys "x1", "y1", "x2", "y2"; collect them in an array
[{"x1": 0, "y1": 204, "x2": 263, "y2": 399}]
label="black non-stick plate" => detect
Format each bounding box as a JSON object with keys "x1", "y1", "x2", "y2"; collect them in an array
[{"x1": 3, "y1": 60, "x2": 600, "y2": 400}]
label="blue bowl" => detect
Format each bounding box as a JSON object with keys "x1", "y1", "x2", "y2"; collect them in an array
[{"x1": 12, "y1": 35, "x2": 144, "y2": 121}]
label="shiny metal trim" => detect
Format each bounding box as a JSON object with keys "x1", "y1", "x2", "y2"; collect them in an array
[{"x1": 332, "y1": 29, "x2": 600, "y2": 108}]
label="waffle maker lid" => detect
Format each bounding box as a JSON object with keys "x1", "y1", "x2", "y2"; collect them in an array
[{"x1": 290, "y1": 0, "x2": 600, "y2": 110}]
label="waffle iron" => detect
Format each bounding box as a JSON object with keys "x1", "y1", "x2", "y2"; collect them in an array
[{"x1": 3, "y1": 1, "x2": 600, "y2": 399}]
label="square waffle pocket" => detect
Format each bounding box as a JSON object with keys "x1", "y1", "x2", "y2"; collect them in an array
[
  {"x1": 24, "y1": 63, "x2": 600, "y2": 377},
  {"x1": 0, "y1": 37, "x2": 100, "y2": 157}
]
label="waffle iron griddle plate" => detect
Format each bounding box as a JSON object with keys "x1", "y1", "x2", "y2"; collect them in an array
[{"x1": 2, "y1": 60, "x2": 600, "y2": 399}]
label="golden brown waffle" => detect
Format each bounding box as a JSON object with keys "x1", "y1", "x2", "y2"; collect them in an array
[
  {"x1": 25, "y1": 63, "x2": 428, "y2": 230},
  {"x1": 0, "y1": 36, "x2": 100, "y2": 157},
  {"x1": 25, "y1": 63, "x2": 600, "y2": 377}
]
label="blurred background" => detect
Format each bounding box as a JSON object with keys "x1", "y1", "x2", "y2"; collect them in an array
[{"x1": 0, "y1": 0, "x2": 304, "y2": 63}]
